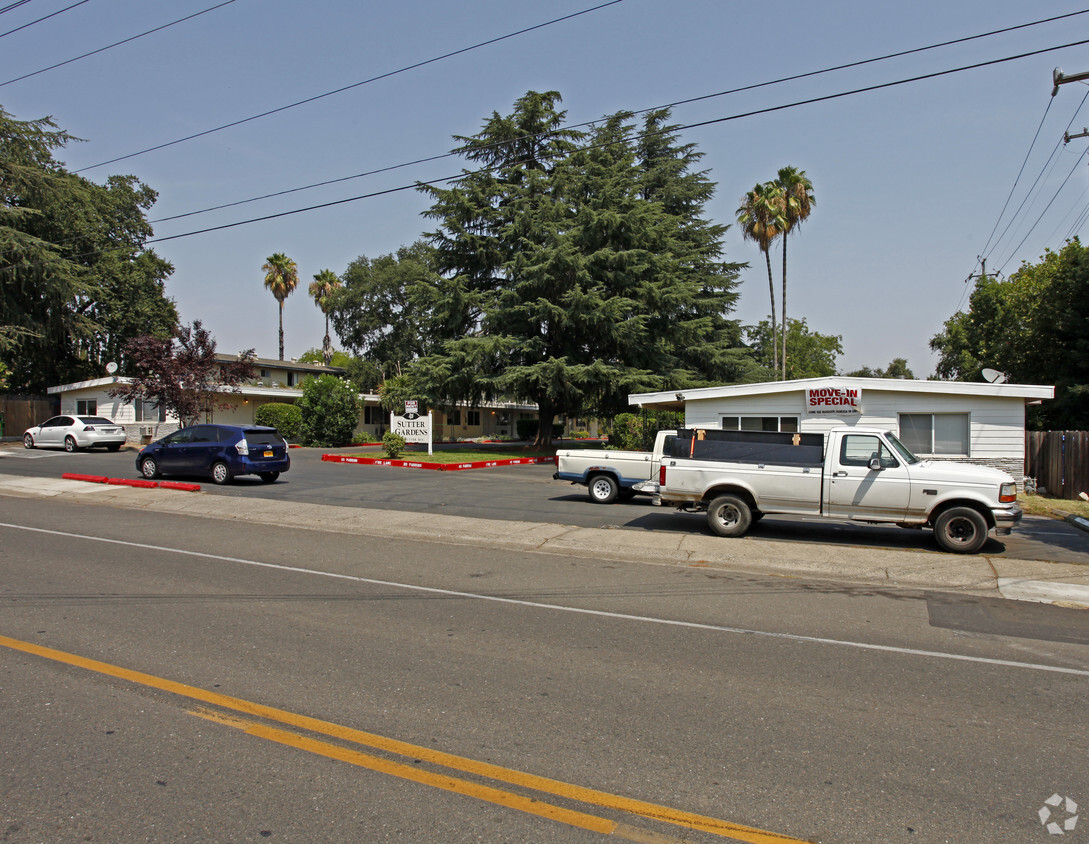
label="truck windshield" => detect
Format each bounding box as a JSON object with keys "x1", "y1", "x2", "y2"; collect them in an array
[{"x1": 885, "y1": 431, "x2": 921, "y2": 465}]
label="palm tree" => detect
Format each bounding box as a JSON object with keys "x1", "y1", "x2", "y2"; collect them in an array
[
  {"x1": 773, "y1": 166, "x2": 815, "y2": 380},
  {"x1": 309, "y1": 268, "x2": 340, "y2": 365},
  {"x1": 737, "y1": 183, "x2": 782, "y2": 373},
  {"x1": 262, "y1": 252, "x2": 299, "y2": 361}
]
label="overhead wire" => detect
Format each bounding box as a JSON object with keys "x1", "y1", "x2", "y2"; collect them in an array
[
  {"x1": 995, "y1": 146, "x2": 1089, "y2": 275},
  {"x1": 9, "y1": 21, "x2": 1089, "y2": 273},
  {"x1": 0, "y1": 0, "x2": 240, "y2": 87},
  {"x1": 986, "y1": 88, "x2": 1089, "y2": 266},
  {"x1": 0, "y1": 0, "x2": 91, "y2": 38},
  {"x1": 149, "y1": 7, "x2": 1089, "y2": 226},
  {"x1": 12, "y1": 30, "x2": 1089, "y2": 273},
  {"x1": 73, "y1": 0, "x2": 629, "y2": 173}
]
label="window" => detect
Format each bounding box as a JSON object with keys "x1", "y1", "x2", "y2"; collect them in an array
[
  {"x1": 467, "y1": 410, "x2": 481, "y2": 426},
  {"x1": 76, "y1": 399, "x2": 97, "y2": 415},
  {"x1": 449, "y1": 409, "x2": 462, "y2": 426},
  {"x1": 721, "y1": 416, "x2": 798, "y2": 432},
  {"x1": 899, "y1": 413, "x2": 969, "y2": 456},
  {"x1": 287, "y1": 372, "x2": 297, "y2": 387},
  {"x1": 135, "y1": 400, "x2": 165, "y2": 422},
  {"x1": 840, "y1": 434, "x2": 899, "y2": 468},
  {"x1": 363, "y1": 406, "x2": 384, "y2": 425}
]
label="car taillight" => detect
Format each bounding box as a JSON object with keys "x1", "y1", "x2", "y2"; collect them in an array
[
  {"x1": 235, "y1": 438, "x2": 249, "y2": 456},
  {"x1": 84, "y1": 426, "x2": 94, "y2": 431},
  {"x1": 999, "y1": 482, "x2": 1017, "y2": 503},
  {"x1": 659, "y1": 464, "x2": 666, "y2": 485}
]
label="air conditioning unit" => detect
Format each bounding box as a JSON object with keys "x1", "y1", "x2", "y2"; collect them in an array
[{"x1": 140, "y1": 425, "x2": 154, "y2": 437}]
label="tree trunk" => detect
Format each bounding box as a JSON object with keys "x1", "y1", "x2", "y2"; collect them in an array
[
  {"x1": 534, "y1": 406, "x2": 555, "y2": 448},
  {"x1": 278, "y1": 302, "x2": 285, "y2": 361},
  {"x1": 781, "y1": 236, "x2": 788, "y2": 381},
  {"x1": 764, "y1": 249, "x2": 777, "y2": 373}
]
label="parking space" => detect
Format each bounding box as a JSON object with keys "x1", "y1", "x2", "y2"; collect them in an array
[{"x1": 2, "y1": 441, "x2": 1088, "y2": 565}]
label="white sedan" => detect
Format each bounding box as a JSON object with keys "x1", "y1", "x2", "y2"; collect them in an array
[{"x1": 23, "y1": 415, "x2": 127, "y2": 452}]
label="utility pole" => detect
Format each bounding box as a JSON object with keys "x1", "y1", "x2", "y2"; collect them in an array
[
  {"x1": 966, "y1": 257, "x2": 988, "y2": 286},
  {"x1": 1065, "y1": 128, "x2": 1089, "y2": 144},
  {"x1": 1052, "y1": 67, "x2": 1089, "y2": 96}
]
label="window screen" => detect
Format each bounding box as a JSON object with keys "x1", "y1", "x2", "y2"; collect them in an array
[{"x1": 899, "y1": 413, "x2": 969, "y2": 455}]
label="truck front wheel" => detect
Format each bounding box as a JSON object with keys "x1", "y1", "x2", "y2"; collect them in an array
[
  {"x1": 933, "y1": 507, "x2": 989, "y2": 554},
  {"x1": 588, "y1": 474, "x2": 618, "y2": 504},
  {"x1": 707, "y1": 494, "x2": 752, "y2": 538}
]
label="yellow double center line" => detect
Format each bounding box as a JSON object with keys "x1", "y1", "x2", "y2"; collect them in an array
[{"x1": 1, "y1": 634, "x2": 808, "y2": 843}]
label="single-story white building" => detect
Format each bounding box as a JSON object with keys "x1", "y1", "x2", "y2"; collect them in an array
[
  {"x1": 629, "y1": 376, "x2": 1055, "y2": 483},
  {"x1": 46, "y1": 356, "x2": 545, "y2": 444}
]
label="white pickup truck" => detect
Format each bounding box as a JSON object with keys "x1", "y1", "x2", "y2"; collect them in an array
[
  {"x1": 553, "y1": 430, "x2": 677, "y2": 503},
  {"x1": 638, "y1": 426, "x2": 1021, "y2": 554}
]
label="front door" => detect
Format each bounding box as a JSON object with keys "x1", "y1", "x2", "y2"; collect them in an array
[{"x1": 825, "y1": 433, "x2": 911, "y2": 520}]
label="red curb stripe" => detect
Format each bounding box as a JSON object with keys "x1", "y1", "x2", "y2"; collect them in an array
[
  {"x1": 157, "y1": 481, "x2": 202, "y2": 492},
  {"x1": 61, "y1": 473, "x2": 109, "y2": 484},
  {"x1": 321, "y1": 455, "x2": 554, "y2": 471}
]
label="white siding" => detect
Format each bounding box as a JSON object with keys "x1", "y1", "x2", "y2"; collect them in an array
[{"x1": 680, "y1": 386, "x2": 1028, "y2": 478}]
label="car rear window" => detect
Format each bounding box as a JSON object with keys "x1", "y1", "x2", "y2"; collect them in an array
[
  {"x1": 244, "y1": 429, "x2": 282, "y2": 446},
  {"x1": 79, "y1": 417, "x2": 115, "y2": 425}
]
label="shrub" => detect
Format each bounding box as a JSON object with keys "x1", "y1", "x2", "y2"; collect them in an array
[
  {"x1": 254, "y1": 402, "x2": 302, "y2": 440},
  {"x1": 607, "y1": 413, "x2": 644, "y2": 450},
  {"x1": 297, "y1": 374, "x2": 361, "y2": 447},
  {"x1": 382, "y1": 431, "x2": 406, "y2": 458}
]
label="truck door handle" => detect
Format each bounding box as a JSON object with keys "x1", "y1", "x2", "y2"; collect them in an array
[{"x1": 832, "y1": 471, "x2": 848, "y2": 477}]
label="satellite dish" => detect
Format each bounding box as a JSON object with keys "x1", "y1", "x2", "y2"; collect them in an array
[
  {"x1": 981, "y1": 368, "x2": 1008, "y2": 384},
  {"x1": 105, "y1": 362, "x2": 118, "y2": 374}
]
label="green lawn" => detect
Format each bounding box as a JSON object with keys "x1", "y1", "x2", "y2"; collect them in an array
[{"x1": 349, "y1": 441, "x2": 606, "y2": 463}]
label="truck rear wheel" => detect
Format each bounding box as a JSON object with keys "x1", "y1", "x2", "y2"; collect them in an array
[
  {"x1": 707, "y1": 494, "x2": 752, "y2": 538},
  {"x1": 588, "y1": 474, "x2": 618, "y2": 504},
  {"x1": 933, "y1": 507, "x2": 989, "y2": 554}
]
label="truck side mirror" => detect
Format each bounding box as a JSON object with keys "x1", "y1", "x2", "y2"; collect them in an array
[{"x1": 869, "y1": 457, "x2": 883, "y2": 471}]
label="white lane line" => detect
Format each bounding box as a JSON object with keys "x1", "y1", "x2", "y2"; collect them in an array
[{"x1": 3, "y1": 521, "x2": 1088, "y2": 678}]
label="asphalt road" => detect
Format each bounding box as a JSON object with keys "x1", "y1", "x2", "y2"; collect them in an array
[
  {"x1": 2, "y1": 495, "x2": 1087, "y2": 843},
  {"x1": 4, "y1": 442, "x2": 1089, "y2": 564}
]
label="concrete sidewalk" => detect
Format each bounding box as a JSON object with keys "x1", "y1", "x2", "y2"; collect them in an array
[{"x1": 1, "y1": 472, "x2": 1087, "y2": 607}]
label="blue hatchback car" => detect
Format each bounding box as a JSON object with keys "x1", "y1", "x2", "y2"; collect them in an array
[{"x1": 136, "y1": 424, "x2": 290, "y2": 485}]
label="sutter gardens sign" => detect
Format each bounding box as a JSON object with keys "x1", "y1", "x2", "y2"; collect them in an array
[{"x1": 390, "y1": 401, "x2": 433, "y2": 453}]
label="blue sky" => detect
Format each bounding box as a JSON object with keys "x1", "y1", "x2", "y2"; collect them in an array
[{"x1": 4, "y1": 0, "x2": 1089, "y2": 379}]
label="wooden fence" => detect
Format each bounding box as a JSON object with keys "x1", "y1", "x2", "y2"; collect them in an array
[
  {"x1": 1026, "y1": 431, "x2": 1089, "y2": 499},
  {"x1": 0, "y1": 395, "x2": 56, "y2": 438}
]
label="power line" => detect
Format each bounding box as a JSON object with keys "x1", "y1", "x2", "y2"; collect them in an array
[
  {"x1": 151, "y1": 7, "x2": 1089, "y2": 226},
  {"x1": 144, "y1": 34, "x2": 1089, "y2": 246},
  {"x1": 12, "y1": 30, "x2": 1089, "y2": 270},
  {"x1": 981, "y1": 87, "x2": 1089, "y2": 268},
  {"x1": 0, "y1": 0, "x2": 90, "y2": 38},
  {"x1": 0, "y1": 0, "x2": 36, "y2": 15},
  {"x1": 0, "y1": 0, "x2": 240, "y2": 87},
  {"x1": 996, "y1": 146, "x2": 1089, "y2": 275},
  {"x1": 74, "y1": 0, "x2": 629, "y2": 173}
]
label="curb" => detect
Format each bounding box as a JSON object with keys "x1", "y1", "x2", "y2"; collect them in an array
[
  {"x1": 61, "y1": 472, "x2": 200, "y2": 492},
  {"x1": 1054, "y1": 510, "x2": 1089, "y2": 533},
  {"x1": 322, "y1": 454, "x2": 555, "y2": 471}
]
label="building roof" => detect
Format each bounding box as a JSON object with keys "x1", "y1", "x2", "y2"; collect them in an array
[
  {"x1": 629, "y1": 376, "x2": 1055, "y2": 411},
  {"x1": 213, "y1": 354, "x2": 345, "y2": 375}
]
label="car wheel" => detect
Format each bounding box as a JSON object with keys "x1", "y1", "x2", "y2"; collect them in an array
[
  {"x1": 933, "y1": 507, "x2": 989, "y2": 554},
  {"x1": 258, "y1": 471, "x2": 280, "y2": 483},
  {"x1": 707, "y1": 494, "x2": 752, "y2": 538},
  {"x1": 210, "y1": 461, "x2": 233, "y2": 485},
  {"x1": 23, "y1": 434, "x2": 34, "y2": 449},
  {"x1": 139, "y1": 457, "x2": 160, "y2": 479},
  {"x1": 64, "y1": 435, "x2": 78, "y2": 452},
  {"x1": 588, "y1": 474, "x2": 618, "y2": 504}
]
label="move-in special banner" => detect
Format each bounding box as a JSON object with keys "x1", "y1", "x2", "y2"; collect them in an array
[{"x1": 805, "y1": 385, "x2": 861, "y2": 415}]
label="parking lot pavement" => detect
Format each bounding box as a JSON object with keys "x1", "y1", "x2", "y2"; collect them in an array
[{"x1": 0, "y1": 470, "x2": 1086, "y2": 608}]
